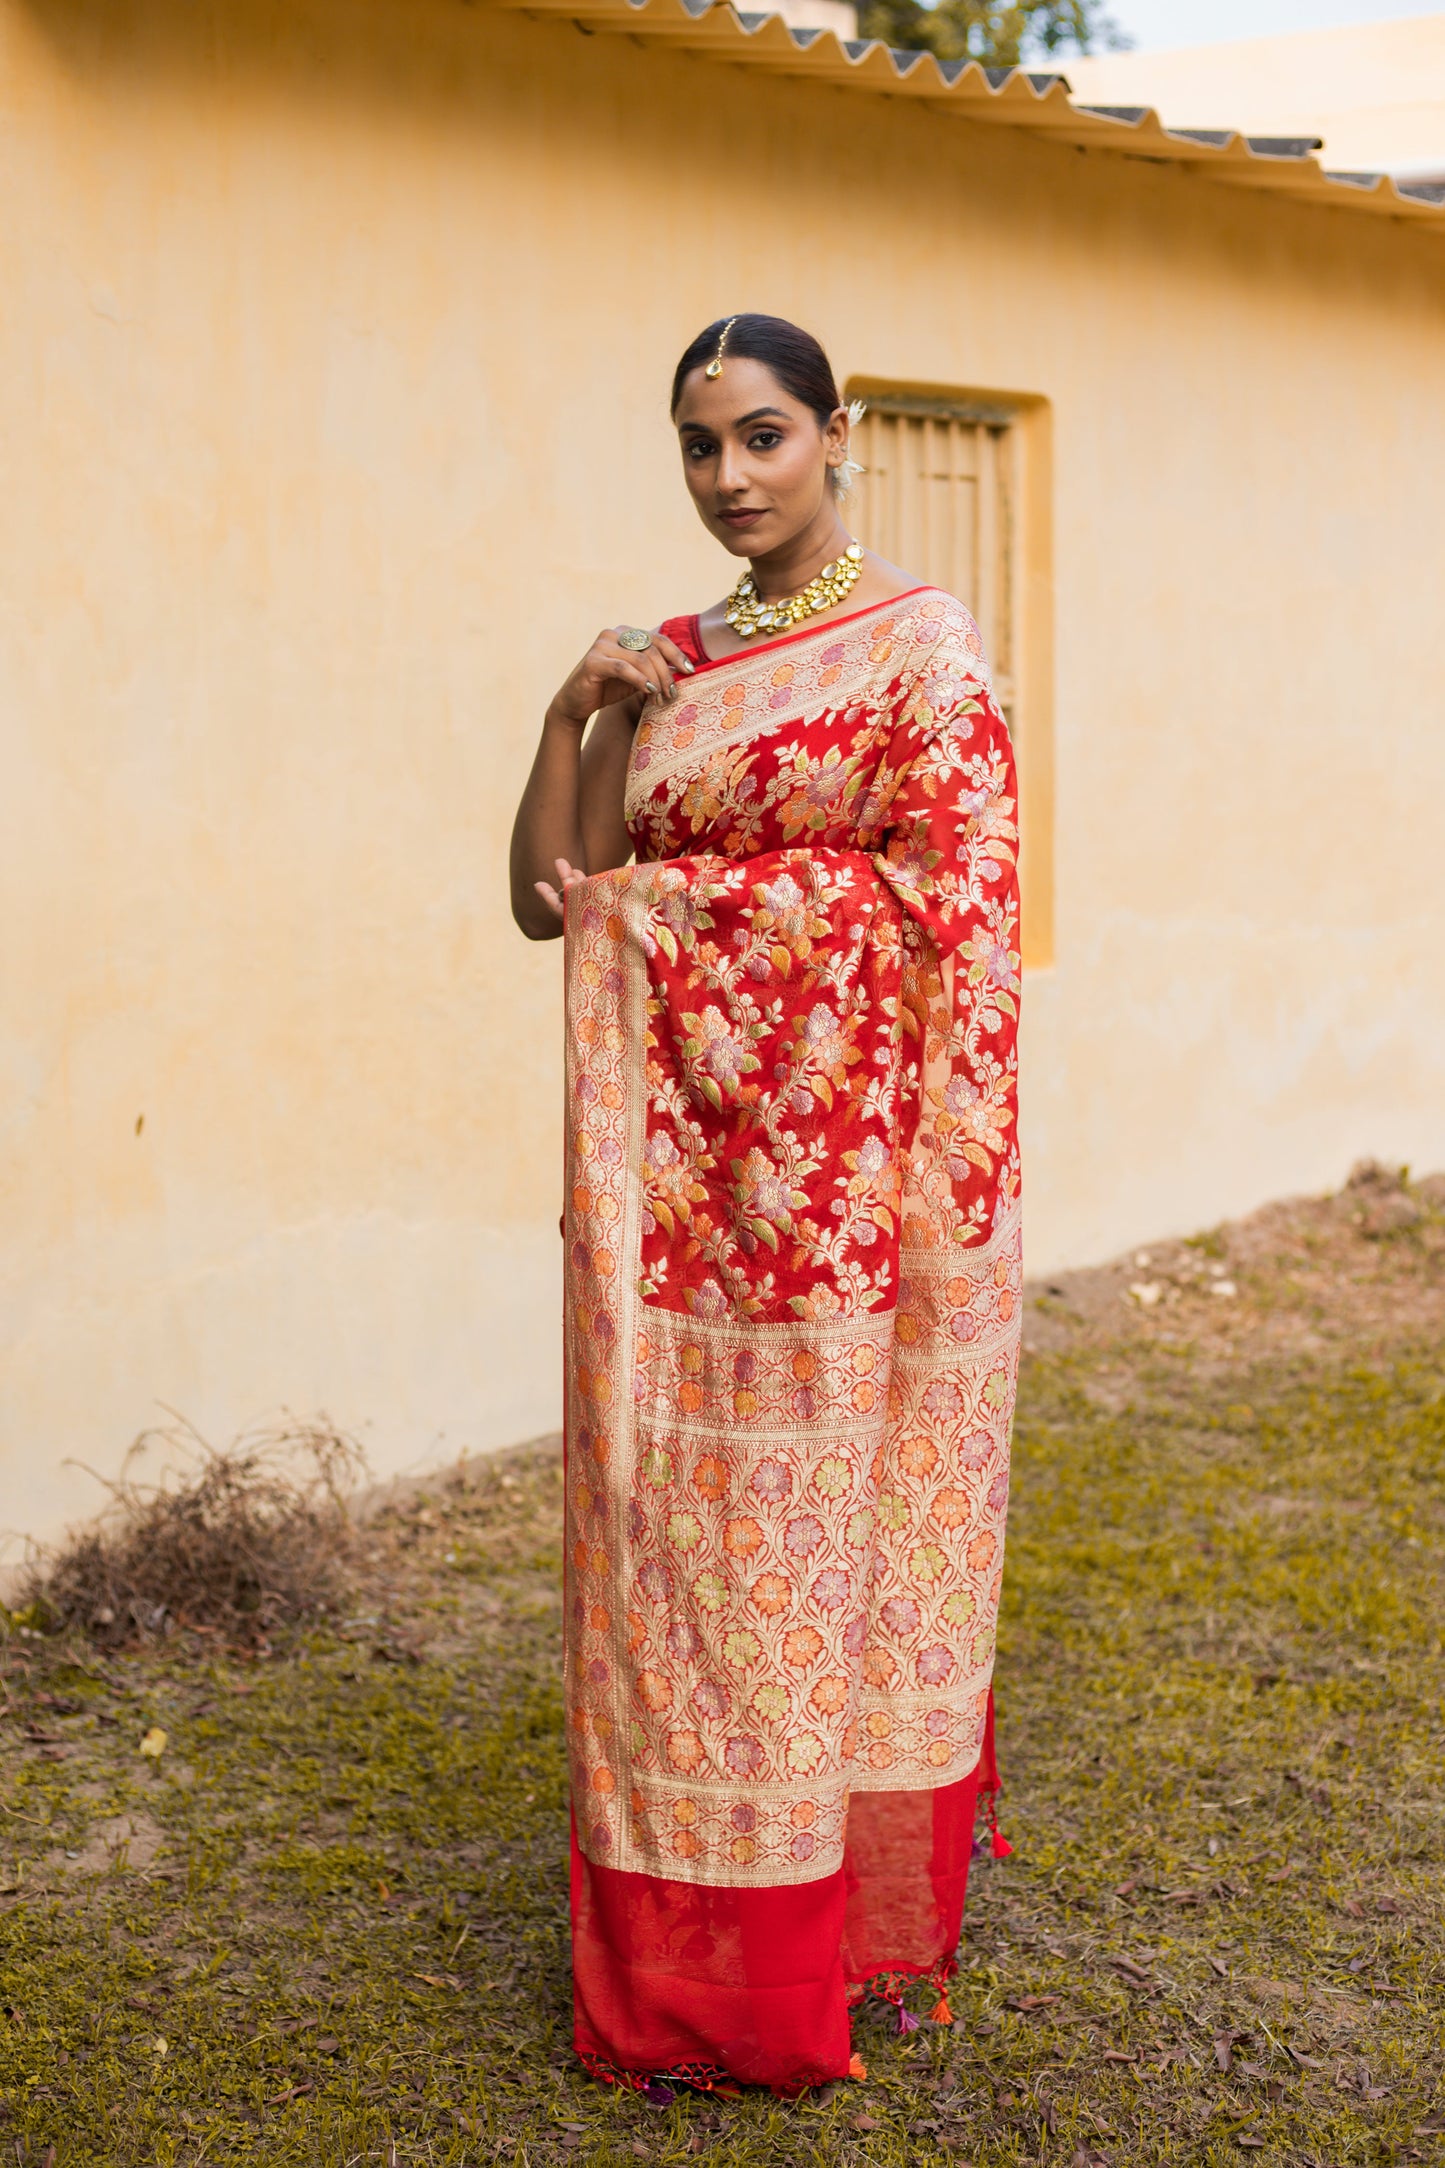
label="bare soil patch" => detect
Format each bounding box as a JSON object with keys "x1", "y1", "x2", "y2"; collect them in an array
[{"x1": 1025, "y1": 1156, "x2": 1445, "y2": 1369}]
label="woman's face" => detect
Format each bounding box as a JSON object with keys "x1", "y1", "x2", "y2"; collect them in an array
[{"x1": 674, "y1": 358, "x2": 847, "y2": 559}]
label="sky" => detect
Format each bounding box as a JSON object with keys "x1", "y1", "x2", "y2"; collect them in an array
[{"x1": 1104, "y1": 0, "x2": 1444, "y2": 48}]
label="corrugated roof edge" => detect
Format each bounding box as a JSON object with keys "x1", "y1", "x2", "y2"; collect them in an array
[{"x1": 491, "y1": 0, "x2": 1445, "y2": 230}]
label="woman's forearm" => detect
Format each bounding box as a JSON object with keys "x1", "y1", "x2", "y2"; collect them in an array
[
  {"x1": 510, "y1": 707, "x2": 588, "y2": 940},
  {"x1": 511, "y1": 625, "x2": 683, "y2": 939}
]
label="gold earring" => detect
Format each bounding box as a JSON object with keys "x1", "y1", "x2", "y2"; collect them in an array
[{"x1": 705, "y1": 316, "x2": 738, "y2": 379}]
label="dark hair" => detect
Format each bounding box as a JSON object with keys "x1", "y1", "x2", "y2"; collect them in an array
[{"x1": 669, "y1": 313, "x2": 841, "y2": 426}]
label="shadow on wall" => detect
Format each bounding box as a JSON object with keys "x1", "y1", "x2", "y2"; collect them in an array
[{"x1": 19, "y1": 0, "x2": 559, "y2": 131}]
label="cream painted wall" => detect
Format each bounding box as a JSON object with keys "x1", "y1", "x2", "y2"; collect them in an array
[{"x1": 2, "y1": 0, "x2": 1443, "y2": 1548}]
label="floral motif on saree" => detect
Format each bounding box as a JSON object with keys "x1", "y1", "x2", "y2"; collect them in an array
[{"x1": 564, "y1": 590, "x2": 1021, "y2": 1891}]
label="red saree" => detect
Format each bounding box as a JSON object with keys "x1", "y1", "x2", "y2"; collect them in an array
[{"x1": 562, "y1": 589, "x2": 1021, "y2": 2091}]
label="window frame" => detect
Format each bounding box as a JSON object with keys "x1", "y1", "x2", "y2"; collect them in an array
[{"x1": 844, "y1": 379, "x2": 1055, "y2": 970}]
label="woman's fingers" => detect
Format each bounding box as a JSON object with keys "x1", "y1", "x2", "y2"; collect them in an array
[
  {"x1": 647, "y1": 652, "x2": 677, "y2": 704},
  {"x1": 606, "y1": 631, "x2": 672, "y2": 706},
  {"x1": 579, "y1": 638, "x2": 648, "y2": 707},
  {"x1": 636, "y1": 634, "x2": 681, "y2": 704},
  {"x1": 538, "y1": 859, "x2": 589, "y2": 922},
  {"x1": 606, "y1": 659, "x2": 658, "y2": 703},
  {"x1": 554, "y1": 628, "x2": 686, "y2": 728},
  {"x1": 652, "y1": 630, "x2": 696, "y2": 679},
  {"x1": 608, "y1": 627, "x2": 686, "y2": 705},
  {"x1": 561, "y1": 624, "x2": 694, "y2": 727}
]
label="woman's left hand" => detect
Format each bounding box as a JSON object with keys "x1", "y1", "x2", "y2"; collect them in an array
[{"x1": 534, "y1": 857, "x2": 590, "y2": 924}]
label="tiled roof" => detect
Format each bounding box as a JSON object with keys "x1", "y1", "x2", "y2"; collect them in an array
[{"x1": 495, "y1": 0, "x2": 1445, "y2": 229}]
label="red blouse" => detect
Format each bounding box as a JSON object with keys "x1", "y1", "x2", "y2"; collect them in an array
[{"x1": 656, "y1": 613, "x2": 709, "y2": 668}]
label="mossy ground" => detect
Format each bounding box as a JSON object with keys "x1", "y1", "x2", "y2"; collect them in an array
[{"x1": 3, "y1": 1178, "x2": 1443, "y2": 2165}]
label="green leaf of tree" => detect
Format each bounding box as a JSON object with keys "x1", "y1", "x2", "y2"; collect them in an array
[{"x1": 854, "y1": 0, "x2": 1126, "y2": 69}]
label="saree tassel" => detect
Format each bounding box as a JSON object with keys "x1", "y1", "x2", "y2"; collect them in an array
[
  {"x1": 984, "y1": 1791, "x2": 1014, "y2": 1858},
  {"x1": 930, "y1": 1995, "x2": 953, "y2": 2025},
  {"x1": 979, "y1": 1686, "x2": 1013, "y2": 1856},
  {"x1": 897, "y1": 2005, "x2": 921, "y2": 2036},
  {"x1": 848, "y1": 2053, "x2": 869, "y2": 2082}
]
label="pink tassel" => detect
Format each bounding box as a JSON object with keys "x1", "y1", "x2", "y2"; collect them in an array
[{"x1": 898, "y1": 2006, "x2": 921, "y2": 2035}]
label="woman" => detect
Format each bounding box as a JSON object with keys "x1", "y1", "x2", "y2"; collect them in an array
[{"x1": 510, "y1": 314, "x2": 1021, "y2": 2095}]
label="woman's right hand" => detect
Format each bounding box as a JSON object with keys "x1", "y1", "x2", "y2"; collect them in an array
[
  {"x1": 511, "y1": 624, "x2": 695, "y2": 940},
  {"x1": 548, "y1": 625, "x2": 694, "y2": 727}
]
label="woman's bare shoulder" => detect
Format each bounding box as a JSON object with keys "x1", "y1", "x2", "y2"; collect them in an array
[{"x1": 855, "y1": 548, "x2": 924, "y2": 603}]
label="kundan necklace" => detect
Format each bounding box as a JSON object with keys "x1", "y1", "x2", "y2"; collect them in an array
[{"x1": 724, "y1": 540, "x2": 865, "y2": 639}]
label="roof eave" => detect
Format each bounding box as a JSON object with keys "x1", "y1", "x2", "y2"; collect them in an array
[{"x1": 492, "y1": 0, "x2": 1445, "y2": 230}]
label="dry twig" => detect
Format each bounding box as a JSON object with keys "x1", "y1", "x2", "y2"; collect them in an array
[{"x1": 19, "y1": 1416, "x2": 366, "y2": 1646}]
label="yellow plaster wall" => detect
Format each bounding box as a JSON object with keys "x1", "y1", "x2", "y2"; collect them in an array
[{"x1": 3, "y1": 0, "x2": 1444, "y2": 1547}]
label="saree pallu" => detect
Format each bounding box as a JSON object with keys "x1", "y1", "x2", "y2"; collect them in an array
[{"x1": 562, "y1": 589, "x2": 1021, "y2": 2091}]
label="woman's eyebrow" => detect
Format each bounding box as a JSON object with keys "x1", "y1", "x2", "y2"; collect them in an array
[{"x1": 677, "y1": 406, "x2": 789, "y2": 433}]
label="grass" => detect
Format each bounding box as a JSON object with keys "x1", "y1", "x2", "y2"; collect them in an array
[{"x1": 2, "y1": 1206, "x2": 1444, "y2": 2165}]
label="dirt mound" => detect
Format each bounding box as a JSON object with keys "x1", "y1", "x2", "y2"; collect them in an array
[{"x1": 1024, "y1": 1161, "x2": 1445, "y2": 1368}]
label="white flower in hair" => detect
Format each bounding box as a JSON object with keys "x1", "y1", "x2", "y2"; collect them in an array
[{"x1": 835, "y1": 397, "x2": 868, "y2": 498}]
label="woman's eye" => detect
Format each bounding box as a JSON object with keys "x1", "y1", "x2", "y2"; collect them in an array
[
  {"x1": 749, "y1": 431, "x2": 783, "y2": 451},
  {"x1": 685, "y1": 439, "x2": 715, "y2": 460}
]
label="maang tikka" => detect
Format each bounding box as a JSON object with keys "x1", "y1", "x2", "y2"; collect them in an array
[{"x1": 705, "y1": 316, "x2": 738, "y2": 379}]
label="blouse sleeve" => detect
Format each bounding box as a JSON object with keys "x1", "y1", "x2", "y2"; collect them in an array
[{"x1": 655, "y1": 614, "x2": 709, "y2": 669}]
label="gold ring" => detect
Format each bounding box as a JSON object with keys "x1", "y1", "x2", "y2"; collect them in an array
[{"x1": 616, "y1": 627, "x2": 653, "y2": 652}]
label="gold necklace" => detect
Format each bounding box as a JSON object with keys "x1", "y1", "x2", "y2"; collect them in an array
[{"x1": 724, "y1": 542, "x2": 865, "y2": 640}]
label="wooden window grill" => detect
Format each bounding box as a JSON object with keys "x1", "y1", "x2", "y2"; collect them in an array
[{"x1": 846, "y1": 393, "x2": 1019, "y2": 716}]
